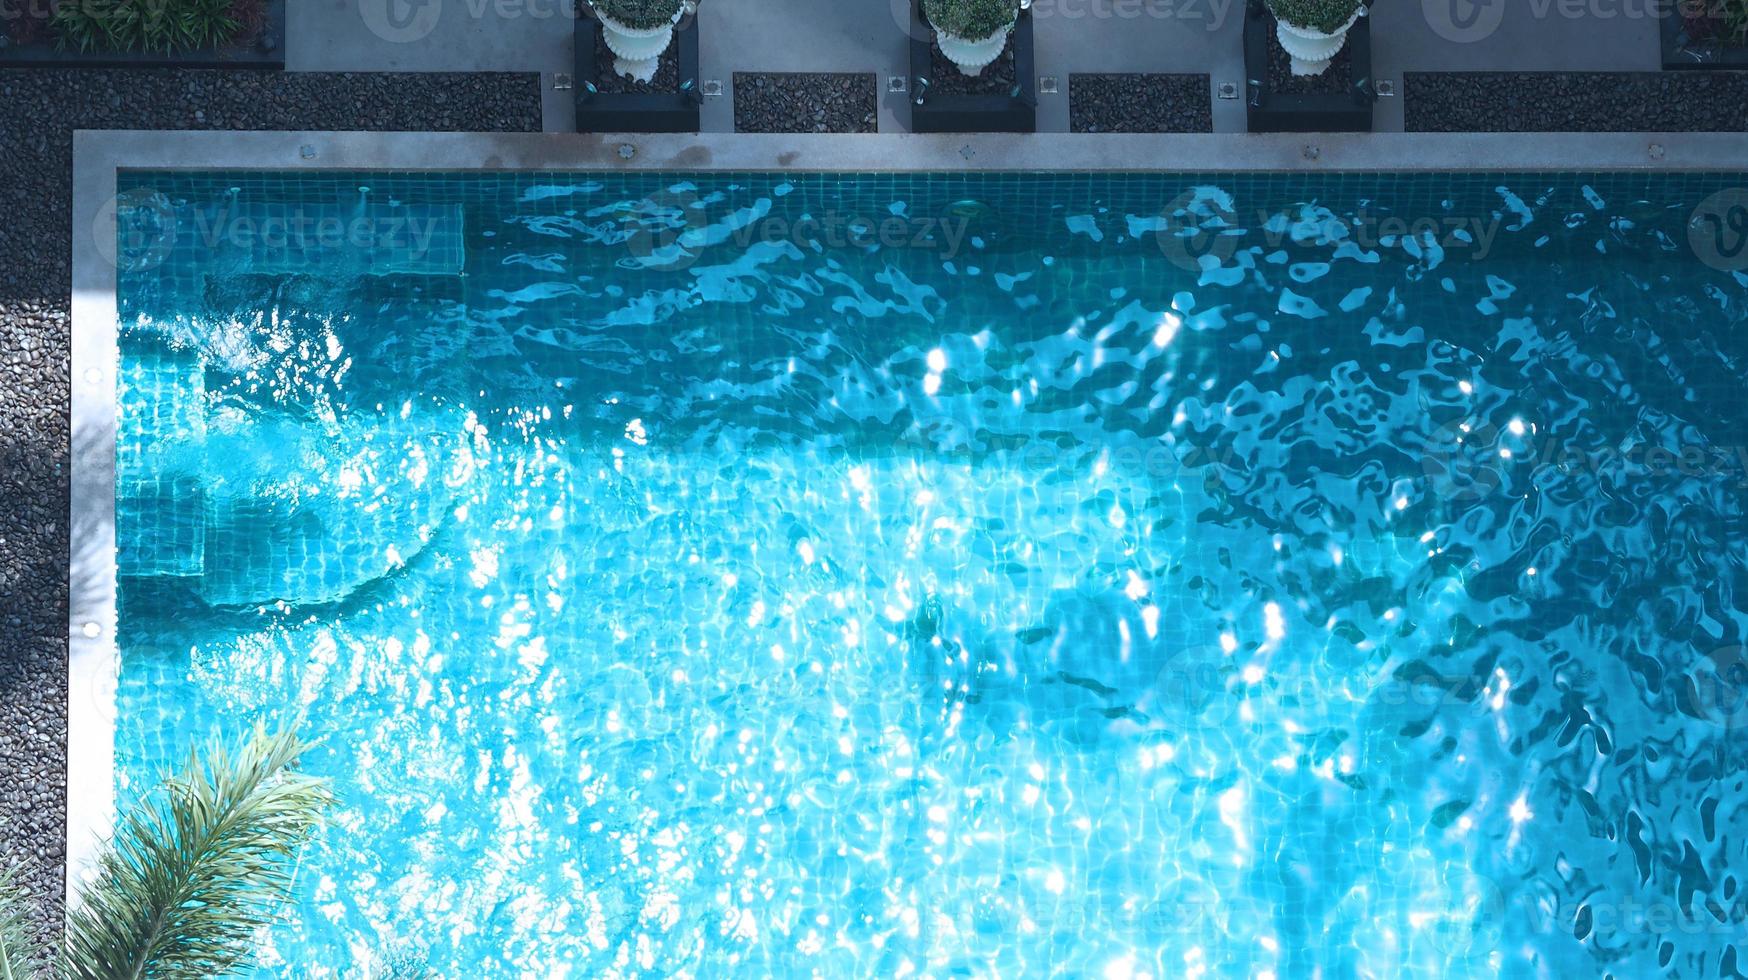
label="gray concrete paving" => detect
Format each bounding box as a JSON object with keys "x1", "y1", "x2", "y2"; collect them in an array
[
  {"x1": 288, "y1": 1, "x2": 1679, "y2": 135},
  {"x1": 696, "y1": 0, "x2": 911, "y2": 132},
  {"x1": 289, "y1": 0, "x2": 574, "y2": 129},
  {"x1": 1369, "y1": 1, "x2": 1663, "y2": 131}
]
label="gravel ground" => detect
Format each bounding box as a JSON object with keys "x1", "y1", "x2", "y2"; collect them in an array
[
  {"x1": 928, "y1": 36, "x2": 1017, "y2": 96},
  {"x1": 1069, "y1": 74, "x2": 1212, "y2": 133},
  {"x1": 734, "y1": 73, "x2": 877, "y2": 133},
  {"x1": 0, "y1": 67, "x2": 540, "y2": 948},
  {"x1": 1405, "y1": 72, "x2": 1748, "y2": 131}
]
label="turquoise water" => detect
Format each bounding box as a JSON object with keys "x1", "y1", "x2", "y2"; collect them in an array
[{"x1": 114, "y1": 170, "x2": 1748, "y2": 978}]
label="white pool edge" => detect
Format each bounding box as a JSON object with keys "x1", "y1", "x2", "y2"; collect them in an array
[
  {"x1": 66, "y1": 127, "x2": 1748, "y2": 905},
  {"x1": 69, "y1": 134, "x2": 120, "y2": 905}
]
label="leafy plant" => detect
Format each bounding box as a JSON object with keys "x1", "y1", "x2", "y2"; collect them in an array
[
  {"x1": 0, "y1": 723, "x2": 332, "y2": 979},
  {"x1": 1265, "y1": 0, "x2": 1363, "y2": 33},
  {"x1": 49, "y1": 0, "x2": 255, "y2": 54},
  {"x1": 923, "y1": 0, "x2": 1020, "y2": 40},
  {"x1": 1680, "y1": 0, "x2": 1747, "y2": 45},
  {"x1": 0, "y1": 866, "x2": 48, "y2": 980},
  {"x1": 590, "y1": 0, "x2": 684, "y2": 31},
  {"x1": 1, "y1": 5, "x2": 52, "y2": 45}
]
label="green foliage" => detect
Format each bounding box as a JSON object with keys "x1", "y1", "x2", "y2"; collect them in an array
[
  {"x1": 60, "y1": 723, "x2": 332, "y2": 980},
  {"x1": 1728, "y1": 0, "x2": 1748, "y2": 41},
  {"x1": 592, "y1": 0, "x2": 685, "y2": 31},
  {"x1": 923, "y1": 0, "x2": 1020, "y2": 40},
  {"x1": 49, "y1": 0, "x2": 245, "y2": 54},
  {"x1": 0, "y1": 866, "x2": 48, "y2": 980},
  {"x1": 1265, "y1": 0, "x2": 1363, "y2": 34}
]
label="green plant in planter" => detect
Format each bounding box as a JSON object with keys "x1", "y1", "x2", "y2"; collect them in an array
[
  {"x1": 50, "y1": 0, "x2": 254, "y2": 54},
  {"x1": 592, "y1": 0, "x2": 685, "y2": 31},
  {"x1": 923, "y1": 0, "x2": 1020, "y2": 40},
  {"x1": 1727, "y1": 0, "x2": 1748, "y2": 42},
  {"x1": 1265, "y1": 0, "x2": 1363, "y2": 33}
]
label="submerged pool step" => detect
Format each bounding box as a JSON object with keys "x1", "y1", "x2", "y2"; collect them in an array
[
  {"x1": 195, "y1": 495, "x2": 385, "y2": 608},
  {"x1": 179, "y1": 200, "x2": 466, "y2": 278},
  {"x1": 117, "y1": 342, "x2": 207, "y2": 578},
  {"x1": 191, "y1": 409, "x2": 465, "y2": 608},
  {"x1": 117, "y1": 311, "x2": 473, "y2": 602},
  {"x1": 194, "y1": 485, "x2": 444, "y2": 609}
]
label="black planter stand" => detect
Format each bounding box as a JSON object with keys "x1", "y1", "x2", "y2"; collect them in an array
[
  {"x1": 0, "y1": 0, "x2": 284, "y2": 69},
  {"x1": 910, "y1": 2, "x2": 1037, "y2": 134},
  {"x1": 1243, "y1": 0, "x2": 1375, "y2": 133},
  {"x1": 1660, "y1": 11, "x2": 1748, "y2": 70},
  {"x1": 575, "y1": 11, "x2": 702, "y2": 133}
]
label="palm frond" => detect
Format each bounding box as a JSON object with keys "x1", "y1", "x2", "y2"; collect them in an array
[
  {"x1": 0, "y1": 865, "x2": 49, "y2": 980},
  {"x1": 63, "y1": 723, "x2": 334, "y2": 980}
]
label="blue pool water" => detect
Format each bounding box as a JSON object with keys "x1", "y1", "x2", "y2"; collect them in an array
[{"x1": 114, "y1": 170, "x2": 1748, "y2": 977}]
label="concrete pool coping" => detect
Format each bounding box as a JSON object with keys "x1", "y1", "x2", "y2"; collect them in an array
[{"x1": 66, "y1": 127, "x2": 1748, "y2": 901}]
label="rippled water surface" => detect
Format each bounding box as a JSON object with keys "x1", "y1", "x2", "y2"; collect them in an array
[{"x1": 113, "y1": 171, "x2": 1748, "y2": 978}]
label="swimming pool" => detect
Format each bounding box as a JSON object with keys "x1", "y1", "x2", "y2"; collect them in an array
[{"x1": 109, "y1": 165, "x2": 1748, "y2": 977}]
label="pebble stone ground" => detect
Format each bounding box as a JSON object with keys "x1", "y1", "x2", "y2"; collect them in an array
[
  {"x1": 733, "y1": 73, "x2": 879, "y2": 133},
  {"x1": 1068, "y1": 74, "x2": 1213, "y2": 133},
  {"x1": 0, "y1": 67, "x2": 541, "y2": 948},
  {"x1": 1406, "y1": 71, "x2": 1748, "y2": 131}
]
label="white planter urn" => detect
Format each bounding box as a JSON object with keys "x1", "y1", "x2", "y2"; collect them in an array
[
  {"x1": 935, "y1": 22, "x2": 1014, "y2": 77},
  {"x1": 1274, "y1": 7, "x2": 1364, "y2": 76},
  {"x1": 598, "y1": 4, "x2": 687, "y2": 83}
]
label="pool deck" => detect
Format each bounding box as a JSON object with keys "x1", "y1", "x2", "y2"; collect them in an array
[
  {"x1": 298, "y1": 1, "x2": 1672, "y2": 132},
  {"x1": 65, "y1": 126, "x2": 1748, "y2": 898}
]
